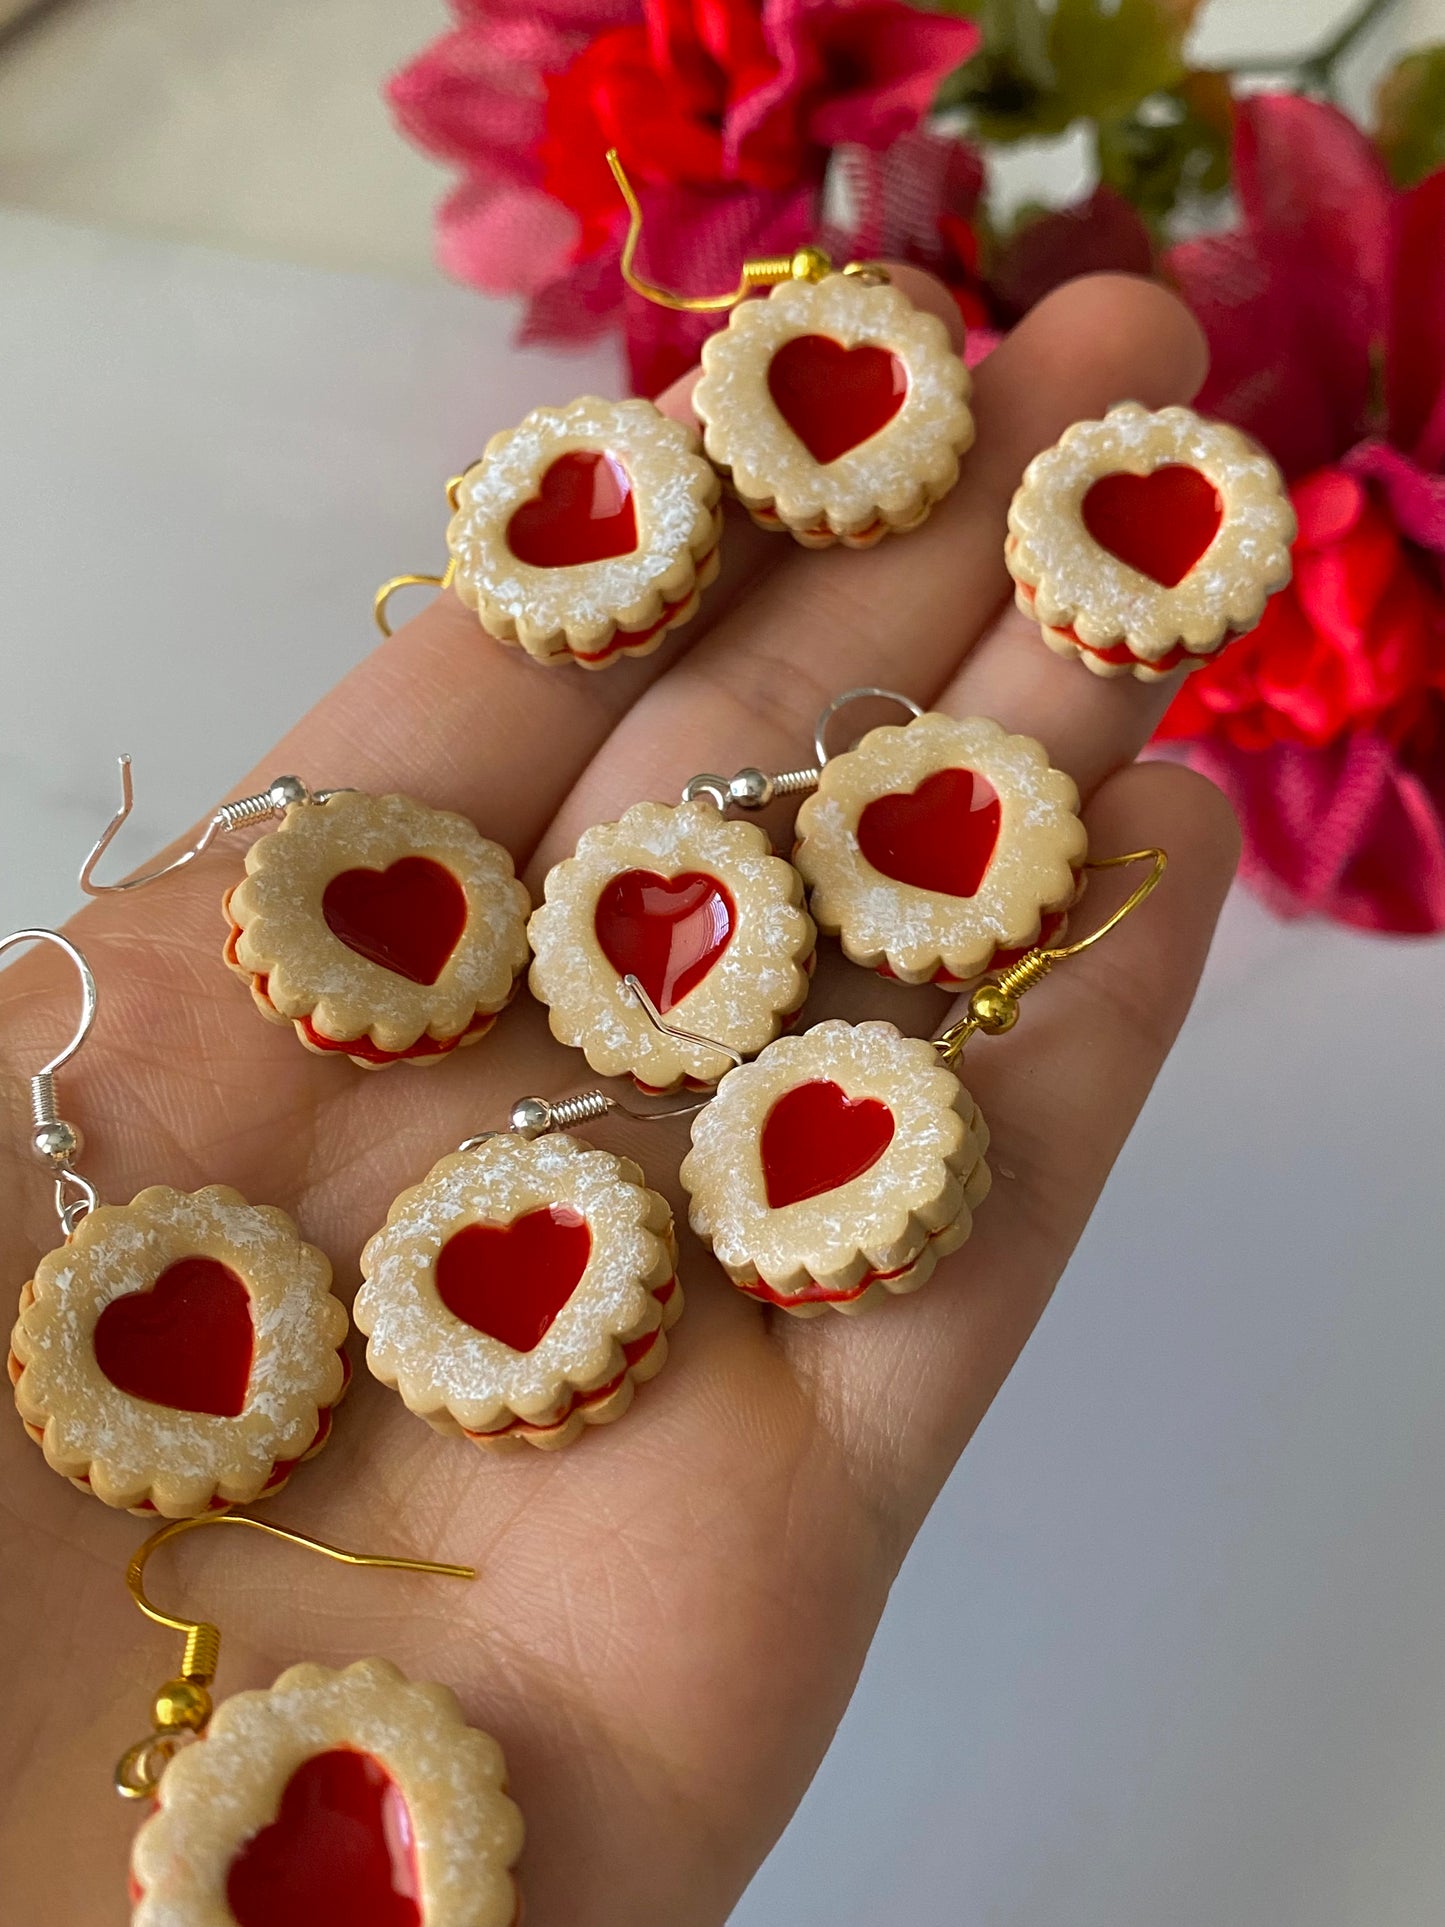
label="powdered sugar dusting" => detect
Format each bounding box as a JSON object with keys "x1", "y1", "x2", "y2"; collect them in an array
[
  {"x1": 529, "y1": 797, "x2": 815, "y2": 1087},
  {"x1": 1007, "y1": 401, "x2": 1295, "y2": 660},
  {"x1": 230, "y1": 790, "x2": 529, "y2": 1052},
  {"x1": 681, "y1": 1019, "x2": 988, "y2": 1297},
  {"x1": 355, "y1": 1133, "x2": 674, "y2": 1432},
  {"x1": 11, "y1": 1185, "x2": 345, "y2": 1514},
  {"x1": 796, "y1": 713, "x2": 1086, "y2": 980},
  {"x1": 131, "y1": 1657, "x2": 522, "y2": 1927},
  {"x1": 447, "y1": 396, "x2": 719, "y2": 657},
  {"x1": 696, "y1": 275, "x2": 973, "y2": 535}
]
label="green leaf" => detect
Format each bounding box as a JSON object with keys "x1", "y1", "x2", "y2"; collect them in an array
[
  {"x1": 1096, "y1": 70, "x2": 1234, "y2": 232},
  {"x1": 1375, "y1": 44, "x2": 1445, "y2": 187},
  {"x1": 947, "y1": 0, "x2": 1202, "y2": 144},
  {"x1": 1047, "y1": 0, "x2": 1193, "y2": 126}
]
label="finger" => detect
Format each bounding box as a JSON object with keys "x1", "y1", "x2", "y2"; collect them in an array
[
  {"x1": 535, "y1": 273, "x2": 1210, "y2": 871},
  {"x1": 783, "y1": 760, "x2": 1240, "y2": 1529}
]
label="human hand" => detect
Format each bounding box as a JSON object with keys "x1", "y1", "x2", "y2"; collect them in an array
[{"x1": 0, "y1": 268, "x2": 1237, "y2": 1925}]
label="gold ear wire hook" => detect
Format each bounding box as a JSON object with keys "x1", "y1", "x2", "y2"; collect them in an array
[
  {"x1": 934, "y1": 848, "x2": 1168, "y2": 1068},
  {"x1": 374, "y1": 473, "x2": 468, "y2": 637},
  {"x1": 115, "y1": 1511, "x2": 474, "y2": 1800},
  {"x1": 80, "y1": 760, "x2": 342, "y2": 898},
  {"x1": 608, "y1": 149, "x2": 833, "y2": 312},
  {"x1": 0, "y1": 927, "x2": 101, "y2": 1234}
]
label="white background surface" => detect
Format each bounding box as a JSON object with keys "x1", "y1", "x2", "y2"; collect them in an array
[{"x1": 2, "y1": 212, "x2": 1444, "y2": 1927}]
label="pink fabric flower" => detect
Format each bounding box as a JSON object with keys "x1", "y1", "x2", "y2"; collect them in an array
[
  {"x1": 1161, "y1": 98, "x2": 1445, "y2": 935},
  {"x1": 389, "y1": 0, "x2": 978, "y2": 392}
]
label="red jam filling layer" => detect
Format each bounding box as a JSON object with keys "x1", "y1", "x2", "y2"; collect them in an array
[
  {"x1": 594, "y1": 869, "x2": 736, "y2": 1012},
  {"x1": 297, "y1": 1004, "x2": 497, "y2": 1065},
  {"x1": 760, "y1": 1080, "x2": 895, "y2": 1209},
  {"x1": 230, "y1": 920, "x2": 504, "y2": 1063},
  {"x1": 569, "y1": 535, "x2": 720, "y2": 664},
  {"x1": 856, "y1": 766, "x2": 1002, "y2": 899},
  {"x1": 1080, "y1": 465, "x2": 1223, "y2": 587},
  {"x1": 436, "y1": 1206, "x2": 593, "y2": 1353},
  {"x1": 737, "y1": 1224, "x2": 951, "y2": 1308},
  {"x1": 1016, "y1": 579, "x2": 1198, "y2": 672},
  {"x1": 507, "y1": 450, "x2": 638, "y2": 568},
  {"x1": 464, "y1": 1277, "x2": 677, "y2": 1441},
  {"x1": 92, "y1": 1257, "x2": 254, "y2": 1418},
  {"x1": 767, "y1": 335, "x2": 907, "y2": 465},
  {"x1": 226, "y1": 1747, "x2": 420, "y2": 1927},
  {"x1": 874, "y1": 904, "x2": 1071, "y2": 987},
  {"x1": 321, "y1": 856, "x2": 469, "y2": 987}
]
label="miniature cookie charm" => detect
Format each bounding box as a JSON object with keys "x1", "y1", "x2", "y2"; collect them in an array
[
  {"x1": 447, "y1": 395, "x2": 722, "y2": 667},
  {"x1": 356, "y1": 1132, "x2": 680, "y2": 1451},
  {"x1": 680, "y1": 1020, "x2": 990, "y2": 1316},
  {"x1": 129, "y1": 1657, "x2": 522, "y2": 1927},
  {"x1": 1006, "y1": 401, "x2": 1295, "y2": 680},
  {"x1": 794, "y1": 712, "x2": 1086, "y2": 986},
  {"x1": 225, "y1": 788, "x2": 530, "y2": 1068},
  {"x1": 9, "y1": 1184, "x2": 347, "y2": 1515},
  {"x1": 693, "y1": 272, "x2": 973, "y2": 547},
  {"x1": 528, "y1": 797, "x2": 815, "y2": 1091}
]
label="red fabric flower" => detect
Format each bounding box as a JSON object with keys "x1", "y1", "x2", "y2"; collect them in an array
[
  {"x1": 390, "y1": 0, "x2": 979, "y2": 393},
  {"x1": 1157, "y1": 467, "x2": 1445, "y2": 754},
  {"x1": 1160, "y1": 98, "x2": 1445, "y2": 935}
]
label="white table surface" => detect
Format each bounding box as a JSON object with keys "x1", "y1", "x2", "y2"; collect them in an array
[{"x1": 2, "y1": 212, "x2": 1443, "y2": 1927}]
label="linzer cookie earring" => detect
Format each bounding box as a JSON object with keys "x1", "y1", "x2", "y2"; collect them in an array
[
  {"x1": 377, "y1": 398, "x2": 722, "y2": 668},
  {"x1": 356, "y1": 1069, "x2": 692, "y2": 1451},
  {"x1": 680, "y1": 850, "x2": 1166, "y2": 1315},
  {"x1": 82, "y1": 758, "x2": 529, "y2": 1068},
  {"x1": 117, "y1": 1512, "x2": 523, "y2": 1927},
  {"x1": 657, "y1": 688, "x2": 1086, "y2": 990},
  {"x1": 4, "y1": 932, "x2": 347, "y2": 1515},
  {"x1": 528, "y1": 788, "x2": 815, "y2": 1092},
  {"x1": 1006, "y1": 401, "x2": 1295, "y2": 680},
  {"x1": 609, "y1": 153, "x2": 974, "y2": 548}
]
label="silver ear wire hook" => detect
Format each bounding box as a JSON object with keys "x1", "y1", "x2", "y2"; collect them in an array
[
  {"x1": 619, "y1": 973, "x2": 743, "y2": 1070},
  {"x1": 681, "y1": 686, "x2": 924, "y2": 813},
  {"x1": 80, "y1": 756, "x2": 348, "y2": 897},
  {"x1": 811, "y1": 686, "x2": 923, "y2": 769},
  {"x1": 0, "y1": 928, "x2": 100, "y2": 1234},
  {"x1": 457, "y1": 978, "x2": 739, "y2": 1153}
]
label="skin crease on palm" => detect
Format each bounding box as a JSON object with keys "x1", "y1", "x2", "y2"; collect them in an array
[{"x1": 0, "y1": 269, "x2": 1241, "y2": 1925}]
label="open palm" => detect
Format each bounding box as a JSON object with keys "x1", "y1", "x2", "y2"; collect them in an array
[{"x1": 0, "y1": 269, "x2": 1237, "y2": 1925}]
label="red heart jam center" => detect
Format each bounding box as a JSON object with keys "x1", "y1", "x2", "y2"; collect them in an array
[
  {"x1": 322, "y1": 856, "x2": 468, "y2": 987},
  {"x1": 506, "y1": 450, "x2": 638, "y2": 567},
  {"x1": 226, "y1": 1748, "x2": 419, "y2": 1927},
  {"x1": 435, "y1": 1206, "x2": 592, "y2": 1353},
  {"x1": 593, "y1": 869, "x2": 736, "y2": 1013},
  {"x1": 767, "y1": 335, "x2": 907, "y2": 465},
  {"x1": 761, "y1": 1080, "x2": 896, "y2": 1209},
  {"x1": 92, "y1": 1257, "x2": 254, "y2": 1418},
  {"x1": 1081, "y1": 465, "x2": 1223, "y2": 587},
  {"x1": 856, "y1": 767, "x2": 1002, "y2": 898}
]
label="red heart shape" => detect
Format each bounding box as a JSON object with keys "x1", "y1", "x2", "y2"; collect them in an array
[
  {"x1": 506, "y1": 450, "x2": 638, "y2": 567},
  {"x1": 435, "y1": 1206, "x2": 593, "y2": 1353},
  {"x1": 226, "y1": 1748, "x2": 420, "y2": 1927},
  {"x1": 322, "y1": 857, "x2": 468, "y2": 987},
  {"x1": 856, "y1": 767, "x2": 1002, "y2": 898},
  {"x1": 1081, "y1": 465, "x2": 1223, "y2": 587},
  {"x1": 761, "y1": 1080, "x2": 896, "y2": 1209},
  {"x1": 92, "y1": 1257, "x2": 254, "y2": 1418},
  {"x1": 593, "y1": 870, "x2": 736, "y2": 1013},
  {"x1": 767, "y1": 335, "x2": 907, "y2": 465}
]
